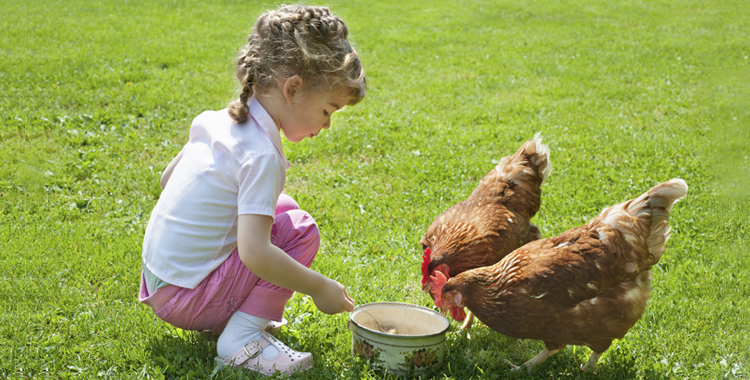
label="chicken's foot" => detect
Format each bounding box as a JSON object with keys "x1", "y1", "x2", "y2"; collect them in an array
[
  {"x1": 581, "y1": 351, "x2": 602, "y2": 372},
  {"x1": 448, "y1": 310, "x2": 475, "y2": 338},
  {"x1": 507, "y1": 348, "x2": 561, "y2": 374},
  {"x1": 460, "y1": 311, "x2": 475, "y2": 335}
]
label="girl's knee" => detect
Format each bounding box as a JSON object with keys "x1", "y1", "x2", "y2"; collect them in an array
[
  {"x1": 275, "y1": 193, "x2": 300, "y2": 215},
  {"x1": 272, "y1": 209, "x2": 320, "y2": 266}
]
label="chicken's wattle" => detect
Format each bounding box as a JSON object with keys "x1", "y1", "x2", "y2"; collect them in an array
[{"x1": 450, "y1": 306, "x2": 466, "y2": 321}]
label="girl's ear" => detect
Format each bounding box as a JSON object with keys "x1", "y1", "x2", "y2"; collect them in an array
[{"x1": 282, "y1": 75, "x2": 304, "y2": 104}]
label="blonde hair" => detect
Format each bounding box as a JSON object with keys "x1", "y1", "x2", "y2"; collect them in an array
[{"x1": 228, "y1": 5, "x2": 367, "y2": 124}]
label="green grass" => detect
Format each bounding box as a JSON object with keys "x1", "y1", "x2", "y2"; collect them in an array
[{"x1": 2, "y1": 0, "x2": 748, "y2": 378}]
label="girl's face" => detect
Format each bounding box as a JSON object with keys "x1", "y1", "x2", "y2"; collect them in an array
[{"x1": 278, "y1": 80, "x2": 355, "y2": 143}]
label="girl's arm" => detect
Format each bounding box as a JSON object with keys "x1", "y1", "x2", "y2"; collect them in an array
[
  {"x1": 160, "y1": 149, "x2": 184, "y2": 189},
  {"x1": 237, "y1": 213, "x2": 355, "y2": 314}
]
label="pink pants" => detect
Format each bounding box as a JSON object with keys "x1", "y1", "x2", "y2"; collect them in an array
[{"x1": 138, "y1": 194, "x2": 319, "y2": 333}]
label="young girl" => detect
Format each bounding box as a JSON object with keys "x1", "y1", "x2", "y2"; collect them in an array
[{"x1": 138, "y1": 5, "x2": 366, "y2": 376}]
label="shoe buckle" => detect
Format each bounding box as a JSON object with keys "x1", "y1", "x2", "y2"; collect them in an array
[{"x1": 243, "y1": 340, "x2": 263, "y2": 359}]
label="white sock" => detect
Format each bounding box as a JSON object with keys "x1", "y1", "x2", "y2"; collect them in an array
[{"x1": 216, "y1": 311, "x2": 280, "y2": 359}]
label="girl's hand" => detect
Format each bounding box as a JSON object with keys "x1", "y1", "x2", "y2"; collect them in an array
[{"x1": 311, "y1": 278, "x2": 355, "y2": 315}]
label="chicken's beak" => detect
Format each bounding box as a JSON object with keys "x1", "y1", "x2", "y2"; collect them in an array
[{"x1": 438, "y1": 306, "x2": 449, "y2": 317}]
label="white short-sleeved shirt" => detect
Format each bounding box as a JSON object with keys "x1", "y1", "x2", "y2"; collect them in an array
[{"x1": 142, "y1": 98, "x2": 290, "y2": 289}]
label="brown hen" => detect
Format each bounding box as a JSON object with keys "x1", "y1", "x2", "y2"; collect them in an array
[
  {"x1": 420, "y1": 133, "x2": 551, "y2": 325},
  {"x1": 430, "y1": 179, "x2": 688, "y2": 372}
]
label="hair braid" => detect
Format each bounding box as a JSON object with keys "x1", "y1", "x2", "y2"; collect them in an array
[
  {"x1": 228, "y1": 34, "x2": 262, "y2": 124},
  {"x1": 228, "y1": 4, "x2": 367, "y2": 124}
]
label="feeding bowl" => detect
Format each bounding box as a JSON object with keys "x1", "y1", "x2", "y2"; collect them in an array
[{"x1": 348, "y1": 302, "x2": 450, "y2": 376}]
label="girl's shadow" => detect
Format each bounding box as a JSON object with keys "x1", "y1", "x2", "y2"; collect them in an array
[{"x1": 146, "y1": 330, "x2": 235, "y2": 379}]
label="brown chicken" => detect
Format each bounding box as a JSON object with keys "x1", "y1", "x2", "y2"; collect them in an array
[
  {"x1": 429, "y1": 179, "x2": 688, "y2": 372},
  {"x1": 420, "y1": 133, "x2": 551, "y2": 325}
]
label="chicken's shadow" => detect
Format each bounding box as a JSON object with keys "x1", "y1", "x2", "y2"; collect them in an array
[{"x1": 443, "y1": 326, "x2": 671, "y2": 379}]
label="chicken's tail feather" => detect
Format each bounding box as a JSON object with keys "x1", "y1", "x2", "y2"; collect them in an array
[
  {"x1": 602, "y1": 179, "x2": 688, "y2": 265},
  {"x1": 632, "y1": 179, "x2": 687, "y2": 261},
  {"x1": 495, "y1": 132, "x2": 552, "y2": 186},
  {"x1": 530, "y1": 132, "x2": 552, "y2": 185}
]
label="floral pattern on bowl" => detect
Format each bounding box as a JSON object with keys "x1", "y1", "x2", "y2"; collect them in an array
[{"x1": 349, "y1": 302, "x2": 450, "y2": 376}]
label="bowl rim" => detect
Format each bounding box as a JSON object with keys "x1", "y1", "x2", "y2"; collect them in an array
[{"x1": 349, "y1": 301, "x2": 450, "y2": 338}]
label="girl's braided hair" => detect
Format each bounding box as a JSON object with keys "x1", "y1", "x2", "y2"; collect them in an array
[{"x1": 228, "y1": 5, "x2": 367, "y2": 124}]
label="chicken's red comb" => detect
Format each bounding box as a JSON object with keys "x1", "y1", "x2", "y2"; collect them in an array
[
  {"x1": 429, "y1": 270, "x2": 449, "y2": 299},
  {"x1": 420, "y1": 248, "x2": 432, "y2": 286}
]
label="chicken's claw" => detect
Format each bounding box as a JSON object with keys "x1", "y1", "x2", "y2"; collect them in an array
[
  {"x1": 447, "y1": 327, "x2": 471, "y2": 339},
  {"x1": 505, "y1": 359, "x2": 525, "y2": 373}
]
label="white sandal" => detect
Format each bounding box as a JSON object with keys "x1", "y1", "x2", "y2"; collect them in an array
[{"x1": 215, "y1": 331, "x2": 313, "y2": 376}]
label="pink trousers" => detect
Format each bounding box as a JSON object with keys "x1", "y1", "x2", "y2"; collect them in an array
[{"x1": 138, "y1": 193, "x2": 319, "y2": 333}]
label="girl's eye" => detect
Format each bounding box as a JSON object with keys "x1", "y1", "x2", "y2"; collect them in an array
[{"x1": 324, "y1": 110, "x2": 330, "y2": 116}]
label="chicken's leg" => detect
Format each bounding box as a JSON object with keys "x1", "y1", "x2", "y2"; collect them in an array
[
  {"x1": 507, "y1": 348, "x2": 561, "y2": 373},
  {"x1": 581, "y1": 351, "x2": 602, "y2": 372},
  {"x1": 460, "y1": 311, "x2": 475, "y2": 331}
]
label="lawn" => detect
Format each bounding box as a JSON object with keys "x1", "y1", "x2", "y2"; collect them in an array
[{"x1": 1, "y1": 0, "x2": 748, "y2": 379}]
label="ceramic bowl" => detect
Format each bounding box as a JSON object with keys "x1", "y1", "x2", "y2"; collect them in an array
[{"x1": 348, "y1": 302, "x2": 450, "y2": 375}]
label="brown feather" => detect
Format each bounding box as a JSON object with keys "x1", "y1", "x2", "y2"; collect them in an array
[
  {"x1": 421, "y1": 134, "x2": 551, "y2": 283},
  {"x1": 441, "y1": 179, "x2": 687, "y2": 366}
]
